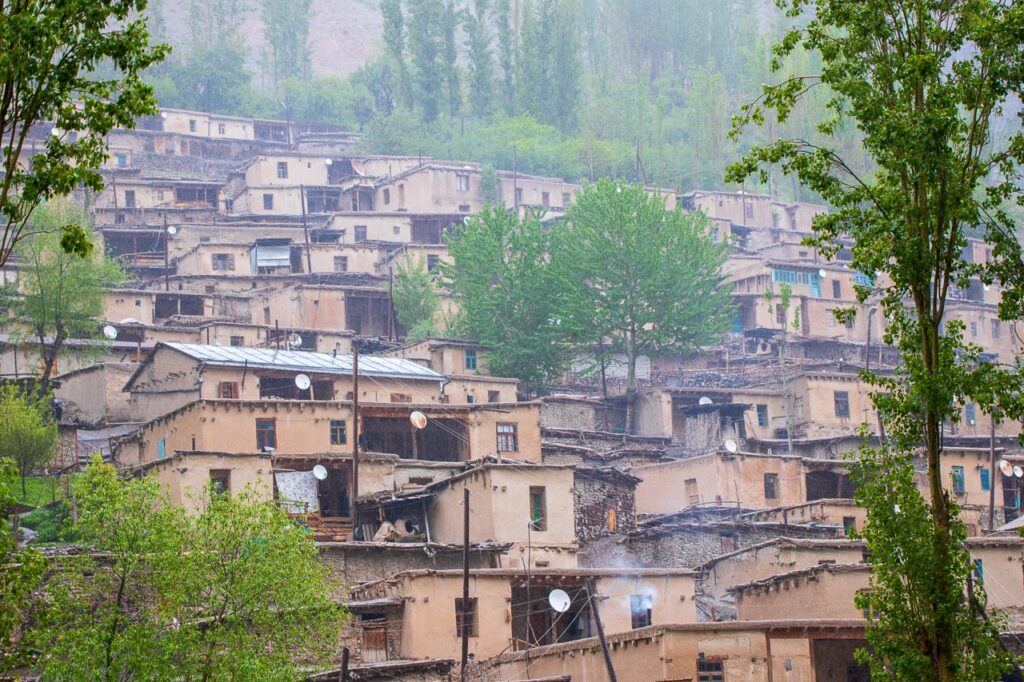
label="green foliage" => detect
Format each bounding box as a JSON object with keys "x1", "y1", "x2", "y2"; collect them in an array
[
  {"x1": 555, "y1": 180, "x2": 733, "y2": 431},
  {"x1": 19, "y1": 500, "x2": 77, "y2": 544},
  {"x1": 153, "y1": 40, "x2": 272, "y2": 118},
  {"x1": 0, "y1": 385, "x2": 59, "y2": 498},
  {"x1": 393, "y1": 255, "x2": 441, "y2": 341},
  {"x1": 260, "y1": 0, "x2": 313, "y2": 88},
  {"x1": 479, "y1": 163, "x2": 501, "y2": 204},
  {"x1": 443, "y1": 207, "x2": 565, "y2": 395},
  {"x1": 282, "y1": 77, "x2": 375, "y2": 130},
  {"x1": 728, "y1": 0, "x2": 1024, "y2": 677},
  {"x1": 408, "y1": 0, "x2": 445, "y2": 122},
  {"x1": 6, "y1": 202, "x2": 125, "y2": 387},
  {"x1": 0, "y1": 0, "x2": 167, "y2": 267},
  {"x1": 465, "y1": 0, "x2": 495, "y2": 117},
  {"x1": 33, "y1": 459, "x2": 345, "y2": 680},
  {"x1": 0, "y1": 458, "x2": 46, "y2": 674}
]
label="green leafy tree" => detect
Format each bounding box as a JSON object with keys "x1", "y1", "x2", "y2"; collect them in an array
[
  {"x1": 479, "y1": 163, "x2": 501, "y2": 204},
  {"x1": 555, "y1": 180, "x2": 733, "y2": 432},
  {"x1": 407, "y1": 0, "x2": 445, "y2": 122},
  {"x1": 0, "y1": 458, "x2": 46, "y2": 674},
  {"x1": 492, "y1": 0, "x2": 517, "y2": 116},
  {"x1": 393, "y1": 255, "x2": 441, "y2": 341},
  {"x1": 443, "y1": 207, "x2": 565, "y2": 394},
  {"x1": 6, "y1": 203, "x2": 125, "y2": 389},
  {"x1": 157, "y1": 40, "x2": 263, "y2": 117},
  {"x1": 0, "y1": 1, "x2": 167, "y2": 268},
  {"x1": 0, "y1": 385, "x2": 59, "y2": 498},
  {"x1": 260, "y1": 0, "x2": 314, "y2": 89},
  {"x1": 728, "y1": 0, "x2": 1024, "y2": 677},
  {"x1": 187, "y1": 0, "x2": 244, "y2": 51},
  {"x1": 441, "y1": 0, "x2": 463, "y2": 118},
  {"x1": 34, "y1": 459, "x2": 345, "y2": 680},
  {"x1": 381, "y1": 0, "x2": 414, "y2": 110},
  {"x1": 464, "y1": 0, "x2": 494, "y2": 117}
]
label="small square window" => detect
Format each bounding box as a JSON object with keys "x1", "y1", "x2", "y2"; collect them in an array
[
  {"x1": 487, "y1": 390, "x2": 500, "y2": 403},
  {"x1": 393, "y1": 224, "x2": 401, "y2": 235},
  {"x1": 334, "y1": 256, "x2": 348, "y2": 272},
  {"x1": 354, "y1": 226, "x2": 367, "y2": 242},
  {"x1": 218, "y1": 382, "x2": 239, "y2": 399},
  {"x1": 212, "y1": 253, "x2": 235, "y2": 271},
  {"x1": 562, "y1": 192, "x2": 571, "y2": 206},
  {"x1": 210, "y1": 469, "x2": 230, "y2": 495},
  {"x1": 117, "y1": 153, "x2": 127, "y2": 167},
  {"x1": 427, "y1": 254, "x2": 439, "y2": 272},
  {"x1": 330, "y1": 419, "x2": 347, "y2": 445},
  {"x1": 541, "y1": 191, "x2": 550, "y2": 206},
  {"x1": 277, "y1": 161, "x2": 288, "y2": 179},
  {"x1": 698, "y1": 660, "x2": 725, "y2": 682},
  {"x1": 497, "y1": 423, "x2": 517, "y2": 452},
  {"x1": 843, "y1": 516, "x2": 857, "y2": 536},
  {"x1": 455, "y1": 598, "x2": 478, "y2": 637},
  {"x1": 218, "y1": 123, "x2": 226, "y2": 135},
  {"x1": 229, "y1": 336, "x2": 244, "y2": 347},
  {"x1": 456, "y1": 173, "x2": 470, "y2": 192},
  {"x1": 189, "y1": 119, "x2": 197, "y2": 132},
  {"x1": 263, "y1": 193, "x2": 274, "y2": 210},
  {"x1": 834, "y1": 390, "x2": 851, "y2": 418}
]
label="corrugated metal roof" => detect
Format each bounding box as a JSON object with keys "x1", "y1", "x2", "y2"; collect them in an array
[{"x1": 163, "y1": 342, "x2": 444, "y2": 381}]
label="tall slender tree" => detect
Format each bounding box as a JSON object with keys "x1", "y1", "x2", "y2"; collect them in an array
[
  {"x1": 493, "y1": 0, "x2": 517, "y2": 116},
  {"x1": 729, "y1": 0, "x2": 1024, "y2": 677},
  {"x1": 381, "y1": 0, "x2": 414, "y2": 110},
  {"x1": 465, "y1": 0, "x2": 494, "y2": 117},
  {"x1": 441, "y1": 0, "x2": 463, "y2": 118},
  {"x1": 407, "y1": 0, "x2": 445, "y2": 122},
  {"x1": 260, "y1": 0, "x2": 314, "y2": 89}
]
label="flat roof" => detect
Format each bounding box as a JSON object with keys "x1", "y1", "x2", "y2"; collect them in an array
[{"x1": 161, "y1": 342, "x2": 444, "y2": 381}]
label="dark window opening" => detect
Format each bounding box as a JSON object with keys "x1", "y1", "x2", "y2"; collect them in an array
[
  {"x1": 330, "y1": 419, "x2": 347, "y2": 445},
  {"x1": 832, "y1": 280, "x2": 841, "y2": 298},
  {"x1": 698, "y1": 660, "x2": 725, "y2": 682},
  {"x1": 764, "y1": 473, "x2": 779, "y2": 500},
  {"x1": 256, "y1": 419, "x2": 276, "y2": 451},
  {"x1": 497, "y1": 423, "x2": 518, "y2": 452},
  {"x1": 630, "y1": 594, "x2": 652, "y2": 629},
  {"x1": 230, "y1": 336, "x2": 244, "y2": 347},
  {"x1": 465, "y1": 349, "x2": 477, "y2": 370},
  {"x1": 529, "y1": 486, "x2": 547, "y2": 530},
  {"x1": 263, "y1": 193, "x2": 274, "y2": 210},
  {"x1": 277, "y1": 161, "x2": 288, "y2": 179},
  {"x1": 756, "y1": 404, "x2": 768, "y2": 427},
  {"x1": 354, "y1": 225, "x2": 368, "y2": 242},
  {"x1": 834, "y1": 390, "x2": 851, "y2": 418},
  {"x1": 212, "y1": 253, "x2": 235, "y2": 271},
  {"x1": 455, "y1": 598, "x2": 478, "y2": 637},
  {"x1": 210, "y1": 469, "x2": 230, "y2": 495},
  {"x1": 487, "y1": 390, "x2": 500, "y2": 403},
  {"x1": 218, "y1": 382, "x2": 239, "y2": 399}
]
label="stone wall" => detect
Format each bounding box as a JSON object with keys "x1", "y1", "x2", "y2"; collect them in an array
[{"x1": 574, "y1": 472, "x2": 636, "y2": 544}]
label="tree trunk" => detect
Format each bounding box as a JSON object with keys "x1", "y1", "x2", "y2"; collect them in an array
[{"x1": 625, "y1": 329, "x2": 637, "y2": 435}]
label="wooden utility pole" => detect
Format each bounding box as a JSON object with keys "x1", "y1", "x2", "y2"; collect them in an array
[
  {"x1": 460, "y1": 487, "x2": 470, "y2": 682},
  {"x1": 338, "y1": 648, "x2": 349, "y2": 682},
  {"x1": 587, "y1": 580, "x2": 618, "y2": 682},
  {"x1": 300, "y1": 184, "x2": 313, "y2": 274},
  {"x1": 989, "y1": 415, "x2": 997, "y2": 531},
  {"x1": 352, "y1": 343, "x2": 360, "y2": 502}
]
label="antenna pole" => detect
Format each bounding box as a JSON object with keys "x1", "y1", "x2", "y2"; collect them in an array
[
  {"x1": 163, "y1": 215, "x2": 170, "y2": 291},
  {"x1": 460, "y1": 486, "x2": 470, "y2": 682},
  {"x1": 352, "y1": 342, "x2": 360, "y2": 504},
  {"x1": 300, "y1": 184, "x2": 313, "y2": 274},
  {"x1": 587, "y1": 579, "x2": 618, "y2": 682}
]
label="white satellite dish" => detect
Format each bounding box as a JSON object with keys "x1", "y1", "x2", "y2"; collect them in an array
[
  {"x1": 166, "y1": 225, "x2": 178, "y2": 236},
  {"x1": 325, "y1": 158, "x2": 333, "y2": 166},
  {"x1": 463, "y1": 215, "x2": 472, "y2": 225},
  {"x1": 287, "y1": 333, "x2": 303, "y2": 349},
  {"x1": 1000, "y1": 460, "x2": 1014, "y2": 477},
  {"x1": 102, "y1": 325, "x2": 118, "y2": 340},
  {"x1": 312, "y1": 464, "x2": 328, "y2": 481},
  {"x1": 698, "y1": 396, "x2": 713, "y2": 406},
  {"x1": 294, "y1": 373, "x2": 311, "y2": 391},
  {"x1": 548, "y1": 589, "x2": 571, "y2": 614},
  {"x1": 724, "y1": 439, "x2": 738, "y2": 453},
  {"x1": 410, "y1": 411, "x2": 428, "y2": 430},
  {"x1": 818, "y1": 268, "x2": 827, "y2": 278},
  {"x1": 984, "y1": 284, "x2": 991, "y2": 292},
  {"x1": 1014, "y1": 466, "x2": 1023, "y2": 479},
  {"x1": 119, "y1": 317, "x2": 140, "y2": 325}
]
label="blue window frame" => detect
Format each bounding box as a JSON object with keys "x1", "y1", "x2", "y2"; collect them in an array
[
  {"x1": 974, "y1": 559, "x2": 984, "y2": 585},
  {"x1": 854, "y1": 271, "x2": 875, "y2": 287},
  {"x1": 981, "y1": 468, "x2": 991, "y2": 492},
  {"x1": 951, "y1": 465, "x2": 966, "y2": 494},
  {"x1": 465, "y1": 349, "x2": 477, "y2": 370},
  {"x1": 965, "y1": 403, "x2": 976, "y2": 425}
]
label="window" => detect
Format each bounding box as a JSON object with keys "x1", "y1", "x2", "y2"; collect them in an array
[
  {"x1": 772, "y1": 268, "x2": 797, "y2": 284},
  {"x1": 843, "y1": 516, "x2": 857, "y2": 536},
  {"x1": 458, "y1": 203, "x2": 471, "y2": 213},
  {"x1": 218, "y1": 382, "x2": 239, "y2": 399},
  {"x1": 951, "y1": 465, "x2": 966, "y2": 494},
  {"x1": 541, "y1": 191, "x2": 550, "y2": 206},
  {"x1": 845, "y1": 316, "x2": 856, "y2": 330},
  {"x1": 744, "y1": 203, "x2": 754, "y2": 219},
  {"x1": 834, "y1": 390, "x2": 851, "y2": 418},
  {"x1": 212, "y1": 253, "x2": 235, "y2": 271},
  {"x1": 157, "y1": 438, "x2": 166, "y2": 460},
  {"x1": 189, "y1": 119, "x2": 197, "y2": 132},
  {"x1": 277, "y1": 161, "x2": 289, "y2": 179},
  {"x1": 529, "y1": 486, "x2": 547, "y2": 530},
  {"x1": 776, "y1": 306, "x2": 786, "y2": 325},
  {"x1": 465, "y1": 349, "x2": 477, "y2": 370},
  {"x1": 832, "y1": 280, "x2": 841, "y2": 298},
  {"x1": 854, "y1": 271, "x2": 874, "y2": 287},
  {"x1": 965, "y1": 403, "x2": 976, "y2": 425},
  {"x1": 389, "y1": 393, "x2": 412, "y2": 403},
  {"x1": 764, "y1": 473, "x2": 779, "y2": 500},
  {"x1": 698, "y1": 660, "x2": 725, "y2": 682},
  {"x1": 466, "y1": 394, "x2": 475, "y2": 404},
  {"x1": 497, "y1": 423, "x2": 518, "y2": 452},
  {"x1": 393, "y1": 224, "x2": 401, "y2": 235},
  {"x1": 354, "y1": 225, "x2": 367, "y2": 242},
  {"x1": 125, "y1": 190, "x2": 136, "y2": 208},
  {"x1": 210, "y1": 469, "x2": 230, "y2": 495},
  {"x1": 334, "y1": 256, "x2": 348, "y2": 272},
  {"x1": 256, "y1": 419, "x2": 277, "y2": 451},
  {"x1": 383, "y1": 188, "x2": 391, "y2": 205},
  {"x1": 562, "y1": 192, "x2": 571, "y2": 206},
  {"x1": 515, "y1": 187, "x2": 523, "y2": 204},
  {"x1": 487, "y1": 390, "x2": 500, "y2": 403},
  {"x1": 981, "y1": 467, "x2": 991, "y2": 492},
  {"x1": 427, "y1": 254, "x2": 439, "y2": 271},
  {"x1": 971, "y1": 321, "x2": 978, "y2": 338},
  {"x1": 456, "y1": 173, "x2": 470, "y2": 192},
  {"x1": 992, "y1": 319, "x2": 1001, "y2": 339},
  {"x1": 455, "y1": 598, "x2": 478, "y2": 637},
  {"x1": 684, "y1": 478, "x2": 699, "y2": 505},
  {"x1": 117, "y1": 153, "x2": 127, "y2": 167},
  {"x1": 630, "y1": 594, "x2": 652, "y2": 629},
  {"x1": 330, "y1": 419, "x2": 347, "y2": 445},
  {"x1": 218, "y1": 123, "x2": 226, "y2": 135},
  {"x1": 858, "y1": 592, "x2": 880, "y2": 620},
  {"x1": 756, "y1": 404, "x2": 768, "y2": 427},
  {"x1": 606, "y1": 507, "x2": 618, "y2": 532},
  {"x1": 974, "y1": 559, "x2": 984, "y2": 585},
  {"x1": 229, "y1": 336, "x2": 244, "y2": 347},
  {"x1": 263, "y1": 193, "x2": 274, "y2": 210}
]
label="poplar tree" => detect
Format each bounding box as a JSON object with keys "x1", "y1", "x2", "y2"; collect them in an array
[
  {"x1": 493, "y1": 0, "x2": 517, "y2": 116},
  {"x1": 465, "y1": 0, "x2": 495, "y2": 117},
  {"x1": 260, "y1": 0, "x2": 314, "y2": 88},
  {"x1": 441, "y1": 0, "x2": 463, "y2": 118},
  {"x1": 407, "y1": 0, "x2": 445, "y2": 122},
  {"x1": 381, "y1": 0, "x2": 414, "y2": 110},
  {"x1": 729, "y1": 0, "x2": 1024, "y2": 678}
]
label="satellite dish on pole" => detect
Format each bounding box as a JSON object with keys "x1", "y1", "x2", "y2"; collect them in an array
[
  {"x1": 294, "y1": 374, "x2": 311, "y2": 391},
  {"x1": 102, "y1": 325, "x2": 118, "y2": 340},
  {"x1": 410, "y1": 411, "x2": 428, "y2": 429},
  {"x1": 698, "y1": 396, "x2": 713, "y2": 406},
  {"x1": 818, "y1": 268, "x2": 827, "y2": 279},
  {"x1": 166, "y1": 225, "x2": 178, "y2": 236},
  {"x1": 312, "y1": 465, "x2": 328, "y2": 481},
  {"x1": 548, "y1": 589, "x2": 571, "y2": 613},
  {"x1": 1000, "y1": 460, "x2": 1014, "y2": 477},
  {"x1": 724, "y1": 439, "x2": 738, "y2": 453}
]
